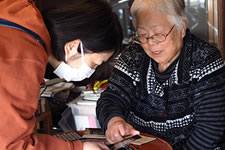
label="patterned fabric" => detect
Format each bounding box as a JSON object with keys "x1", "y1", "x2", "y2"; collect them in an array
[{"x1": 96, "y1": 30, "x2": 225, "y2": 150}]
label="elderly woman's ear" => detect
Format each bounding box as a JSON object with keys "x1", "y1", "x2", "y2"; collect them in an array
[{"x1": 181, "y1": 19, "x2": 187, "y2": 38}]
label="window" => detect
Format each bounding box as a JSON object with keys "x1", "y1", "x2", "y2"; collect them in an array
[
  {"x1": 185, "y1": 0, "x2": 225, "y2": 59},
  {"x1": 185, "y1": 0, "x2": 217, "y2": 45}
]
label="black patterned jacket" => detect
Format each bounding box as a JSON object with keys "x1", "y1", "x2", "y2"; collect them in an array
[{"x1": 96, "y1": 30, "x2": 225, "y2": 150}]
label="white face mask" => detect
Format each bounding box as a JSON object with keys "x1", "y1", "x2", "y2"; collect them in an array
[{"x1": 53, "y1": 42, "x2": 95, "y2": 82}]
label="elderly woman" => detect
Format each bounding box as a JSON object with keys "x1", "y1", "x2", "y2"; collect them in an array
[
  {"x1": 96, "y1": 0, "x2": 225, "y2": 149},
  {"x1": 0, "y1": 0, "x2": 122, "y2": 149}
]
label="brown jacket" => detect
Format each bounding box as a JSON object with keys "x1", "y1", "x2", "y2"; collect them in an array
[{"x1": 0, "y1": 0, "x2": 82, "y2": 149}]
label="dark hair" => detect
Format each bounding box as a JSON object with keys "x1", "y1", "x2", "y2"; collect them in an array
[{"x1": 42, "y1": 0, "x2": 123, "y2": 61}]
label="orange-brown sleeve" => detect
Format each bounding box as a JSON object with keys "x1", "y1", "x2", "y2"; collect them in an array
[{"x1": 0, "y1": 25, "x2": 83, "y2": 150}]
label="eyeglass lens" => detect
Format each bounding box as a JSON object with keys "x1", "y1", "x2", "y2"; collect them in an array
[{"x1": 134, "y1": 25, "x2": 175, "y2": 44}]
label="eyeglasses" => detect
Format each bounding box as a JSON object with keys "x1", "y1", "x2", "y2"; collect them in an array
[{"x1": 133, "y1": 25, "x2": 175, "y2": 44}]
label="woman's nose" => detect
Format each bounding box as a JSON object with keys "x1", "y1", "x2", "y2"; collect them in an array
[{"x1": 147, "y1": 38, "x2": 159, "y2": 46}]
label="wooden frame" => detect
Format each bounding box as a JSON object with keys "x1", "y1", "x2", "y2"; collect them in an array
[
  {"x1": 218, "y1": 0, "x2": 225, "y2": 59},
  {"x1": 208, "y1": 0, "x2": 218, "y2": 45}
]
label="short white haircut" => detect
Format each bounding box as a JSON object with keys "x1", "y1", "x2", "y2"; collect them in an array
[{"x1": 130, "y1": 0, "x2": 187, "y2": 30}]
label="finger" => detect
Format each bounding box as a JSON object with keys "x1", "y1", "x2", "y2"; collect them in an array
[
  {"x1": 105, "y1": 130, "x2": 114, "y2": 144},
  {"x1": 106, "y1": 129, "x2": 121, "y2": 143},
  {"x1": 118, "y1": 123, "x2": 126, "y2": 136},
  {"x1": 106, "y1": 134, "x2": 113, "y2": 144},
  {"x1": 130, "y1": 129, "x2": 140, "y2": 136},
  {"x1": 124, "y1": 124, "x2": 136, "y2": 136},
  {"x1": 111, "y1": 129, "x2": 124, "y2": 143},
  {"x1": 124, "y1": 125, "x2": 131, "y2": 135}
]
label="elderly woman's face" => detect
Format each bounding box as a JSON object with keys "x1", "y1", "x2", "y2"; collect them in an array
[{"x1": 136, "y1": 9, "x2": 186, "y2": 71}]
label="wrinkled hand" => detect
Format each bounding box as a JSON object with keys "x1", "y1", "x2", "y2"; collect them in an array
[
  {"x1": 83, "y1": 141, "x2": 110, "y2": 150},
  {"x1": 106, "y1": 117, "x2": 140, "y2": 144}
]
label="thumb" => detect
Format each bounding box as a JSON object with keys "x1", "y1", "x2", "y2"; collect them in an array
[{"x1": 130, "y1": 129, "x2": 140, "y2": 136}]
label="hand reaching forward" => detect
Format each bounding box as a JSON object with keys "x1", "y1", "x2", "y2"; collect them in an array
[
  {"x1": 83, "y1": 141, "x2": 110, "y2": 150},
  {"x1": 106, "y1": 117, "x2": 140, "y2": 144}
]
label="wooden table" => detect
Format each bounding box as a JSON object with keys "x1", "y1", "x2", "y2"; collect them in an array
[
  {"x1": 53, "y1": 131, "x2": 172, "y2": 150},
  {"x1": 77, "y1": 131, "x2": 173, "y2": 150}
]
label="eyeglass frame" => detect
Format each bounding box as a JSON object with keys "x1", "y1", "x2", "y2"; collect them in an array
[{"x1": 133, "y1": 25, "x2": 175, "y2": 44}]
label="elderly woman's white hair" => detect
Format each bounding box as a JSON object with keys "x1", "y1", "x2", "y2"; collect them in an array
[{"x1": 130, "y1": 0, "x2": 187, "y2": 30}]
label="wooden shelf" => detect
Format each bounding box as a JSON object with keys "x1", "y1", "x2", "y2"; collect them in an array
[{"x1": 34, "y1": 98, "x2": 52, "y2": 134}]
